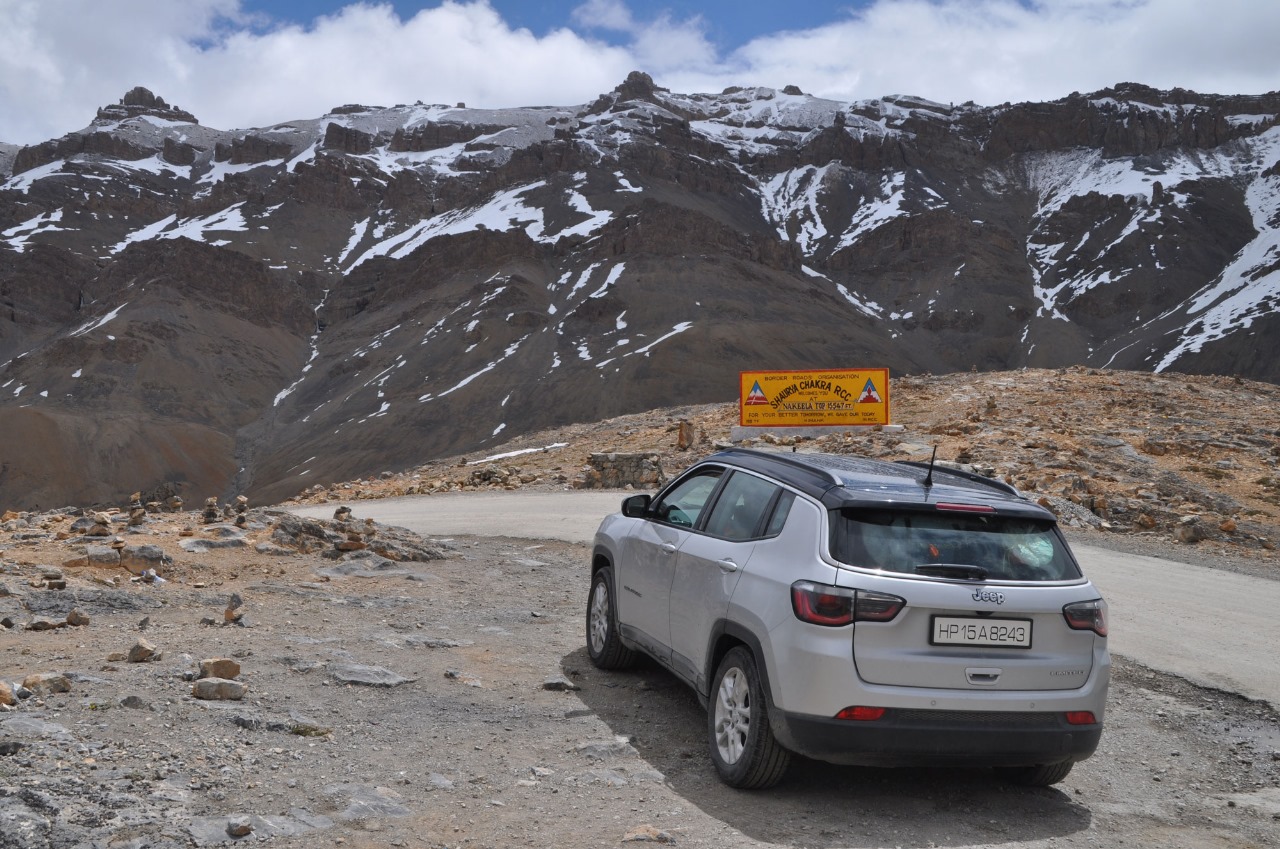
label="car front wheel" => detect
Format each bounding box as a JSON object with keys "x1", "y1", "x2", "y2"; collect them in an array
[
  {"x1": 586, "y1": 568, "x2": 637, "y2": 670},
  {"x1": 707, "y1": 646, "x2": 790, "y2": 789}
]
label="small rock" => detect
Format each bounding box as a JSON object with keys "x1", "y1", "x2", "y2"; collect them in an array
[
  {"x1": 543, "y1": 675, "x2": 580, "y2": 692},
  {"x1": 0, "y1": 681, "x2": 14, "y2": 707},
  {"x1": 331, "y1": 663, "x2": 415, "y2": 687},
  {"x1": 199, "y1": 658, "x2": 241, "y2": 680},
  {"x1": 66, "y1": 609, "x2": 90, "y2": 627},
  {"x1": 22, "y1": 672, "x2": 71, "y2": 695},
  {"x1": 443, "y1": 669, "x2": 482, "y2": 687},
  {"x1": 119, "y1": 695, "x2": 149, "y2": 710},
  {"x1": 1175, "y1": 523, "x2": 1205, "y2": 544},
  {"x1": 226, "y1": 815, "x2": 253, "y2": 837},
  {"x1": 128, "y1": 638, "x2": 158, "y2": 663},
  {"x1": 192, "y1": 678, "x2": 249, "y2": 701},
  {"x1": 623, "y1": 824, "x2": 676, "y2": 844},
  {"x1": 26, "y1": 617, "x2": 65, "y2": 631}
]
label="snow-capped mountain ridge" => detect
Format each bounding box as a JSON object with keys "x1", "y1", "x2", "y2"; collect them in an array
[{"x1": 0, "y1": 73, "x2": 1277, "y2": 510}]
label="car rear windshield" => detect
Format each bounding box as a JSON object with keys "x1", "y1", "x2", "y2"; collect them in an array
[{"x1": 829, "y1": 508, "x2": 1083, "y2": 582}]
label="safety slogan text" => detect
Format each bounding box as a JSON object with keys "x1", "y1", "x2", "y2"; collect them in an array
[{"x1": 739, "y1": 368, "x2": 890, "y2": 427}]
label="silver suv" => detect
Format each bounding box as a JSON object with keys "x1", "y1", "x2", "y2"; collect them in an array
[{"x1": 586, "y1": 448, "x2": 1109, "y2": 789}]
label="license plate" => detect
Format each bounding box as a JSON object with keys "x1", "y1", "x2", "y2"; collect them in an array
[{"x1": 931, "y1": 616, "x2": 1032, "y2": 648}]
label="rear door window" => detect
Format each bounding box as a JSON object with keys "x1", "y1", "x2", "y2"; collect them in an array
[
  {"x1": 830, "y1": 509, "x2": 1082, "y2": 581},
  {"x1": 704, "y1": 472, "x2": 783, "y2": 541}
]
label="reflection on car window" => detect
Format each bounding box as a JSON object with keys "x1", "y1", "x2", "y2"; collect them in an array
[
  {"x1": 705, "y1": 472, "x2": 781, "y2": 541},
  {"x1": 830, "y1": 509, "x2": 1082, "y2": 581},
  {"x1": 654, "y1": 470, "x2": 723, "y2": 528}
]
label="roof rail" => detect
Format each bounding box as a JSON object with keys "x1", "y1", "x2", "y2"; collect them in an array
[
  {"x1": 894, "y1": 460, "x2": 1019, "y2": 496},
  {"x1": 708, "y1": 447, "x2": 843, "y2": 489}
]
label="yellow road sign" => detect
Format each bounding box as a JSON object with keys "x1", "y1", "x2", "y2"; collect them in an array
[{"x1": 740, "y1": 369, "x2": 889, "y2": 427}]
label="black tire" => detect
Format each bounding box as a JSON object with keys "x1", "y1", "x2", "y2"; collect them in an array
[
  {"x1": 707, "y1": 646, "x2": 791, "y2": 789},
  {"x1": 586, "y1": 568, "x2": 637, "y2": 669},
  {"x1": 1000, "y1": 760, "x2": 1074, "y2": 787}
]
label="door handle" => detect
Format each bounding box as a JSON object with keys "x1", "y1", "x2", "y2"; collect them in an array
[
  {"x1": 716, "y1": 558, "x2": 739, "y2": 573},
  {"x1": 660, "y1": 543, "x2": 677, "y2": 554}
]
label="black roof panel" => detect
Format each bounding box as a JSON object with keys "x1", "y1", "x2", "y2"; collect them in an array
[{"x1": 703, "y1": 448, "x2": 1053, "y2": 520}]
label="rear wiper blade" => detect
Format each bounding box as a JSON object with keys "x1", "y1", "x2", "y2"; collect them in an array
[{"x1": 914, "y1": 563, "x2": 989, "y2": 581}]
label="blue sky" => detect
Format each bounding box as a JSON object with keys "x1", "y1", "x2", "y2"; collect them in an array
[
  {"x1": 238, "y1": 0, "x2": 873, "y2": 51},
  {"x1": 3, "y1": 0, "x2": 1280, "y2": 145}
]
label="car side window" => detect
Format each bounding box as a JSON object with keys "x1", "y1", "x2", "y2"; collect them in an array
[
  {"x1": 705, "y1": 472, "x2": 782, "y2": 541},
  {"x1": 762, "y1": 490, "x2": 795, "y2": 538},
  {"x1": 653, "y1": 469, "x2": 723, "y2": 528}
]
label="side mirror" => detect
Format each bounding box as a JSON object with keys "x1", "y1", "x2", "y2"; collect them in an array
[{"x1": 621, "y1": 493, "x2": 652, "y2": 518}]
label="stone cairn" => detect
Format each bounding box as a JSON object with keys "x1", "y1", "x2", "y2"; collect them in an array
[
  {"x1": 202, "y1": 497, "x2": 220, "y2": 524},
  {"x1": 87, "y1": 511, "x2": 114, "y2": 537},
  {"x1": 127, "y1": 493, "x2": 146, "y2": 527},
  {"x1": 234, "y1": 495, "x2": 248, "y2": 528},
  {"x1": 331, "y1": 506, "x2": 371, "y2": 552}
]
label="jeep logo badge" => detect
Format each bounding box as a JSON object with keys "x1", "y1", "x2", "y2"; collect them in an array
[{"x1": 972, "y1": 589, "x2": 1006, "y2": 604}]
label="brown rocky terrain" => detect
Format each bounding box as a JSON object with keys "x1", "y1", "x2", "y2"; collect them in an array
[
  {"x1": 288, "y1": 368, "x2": 1280, "y2": 573},
  {"x1": 2, "y1": 368, "x2": 1279, "y2": 848}
]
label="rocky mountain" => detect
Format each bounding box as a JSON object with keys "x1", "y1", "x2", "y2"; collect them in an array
[{"x1": 1, "y1": 76, "x2": 1278, "y2": 510}]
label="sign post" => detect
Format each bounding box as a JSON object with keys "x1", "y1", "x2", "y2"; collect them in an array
[{"x1": 740, "y1": 368, "x2": 890, "y2": 428}]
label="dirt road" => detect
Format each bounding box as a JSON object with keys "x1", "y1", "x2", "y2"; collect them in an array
[{"x1": 288, "y1": 490, "x2": 1280, "y2": 711}]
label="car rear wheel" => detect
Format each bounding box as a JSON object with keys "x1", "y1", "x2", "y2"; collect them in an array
[
  {"x1": 708, "y1": 646, "x2": 790, "y2": 789},
  {"x1": 999, "y1": 761, "x2": 1074, "y2": 786},
  {"x1": 586, "y1": 568, "x2": 637, "y2": 670}
]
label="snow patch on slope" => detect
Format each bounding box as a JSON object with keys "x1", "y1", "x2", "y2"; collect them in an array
[
  {"x1": 111, "y1": 203, "x2": 248, "y2": 253},
  {"x1": 1156, "y1": 158, "x2": 1280, "y2": 370}
]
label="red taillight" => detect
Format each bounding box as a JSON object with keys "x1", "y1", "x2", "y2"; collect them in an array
[
  {"x1": 791, "y1": 582, "x2": 854, "y2": 626},
  {"x1": 836, "y1": 706, "x2": 886, "y2": 721},
  {"x1": 1065, "y1": 711, "x2": 1097, "y2": 726},
  {"x1": 791, "y1": 582, "x2": 905, "y2": 626},
  {"x1": 1063, "y1": 600, "x2": 1108, "y2": 636}
]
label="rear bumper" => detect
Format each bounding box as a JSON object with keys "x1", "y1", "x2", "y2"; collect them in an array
[{"x1": 772, "y1": 708, "x2": 1103, "y2": 767}]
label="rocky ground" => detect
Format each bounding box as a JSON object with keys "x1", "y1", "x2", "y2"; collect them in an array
[{"x1": 2, "y1": 367, "x2": 1280, "y2": 848}]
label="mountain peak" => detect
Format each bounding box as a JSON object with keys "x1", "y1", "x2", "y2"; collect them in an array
[
  {"x1": 95, "y1": 86, "x2": 198, "y2": 125},
  {"x1": 615, "y1": 71, "x2": 660, "y2": 100}
]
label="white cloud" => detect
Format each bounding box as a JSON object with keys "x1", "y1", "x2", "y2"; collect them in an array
[
  {"x1": 678, "y1": 0, "x2": 1280, "y2": 108},
  {"x1": 570, "y1": 0, "x2": 635, "y2": 32},
  {"x1": 1, "y1": 0, "x2": 1278, "y2": 147}
]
